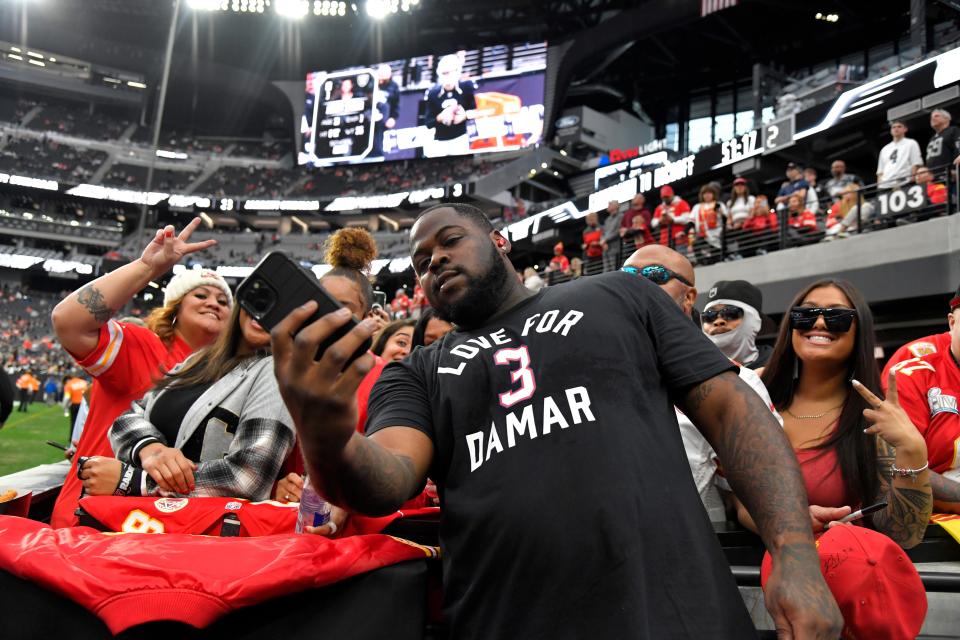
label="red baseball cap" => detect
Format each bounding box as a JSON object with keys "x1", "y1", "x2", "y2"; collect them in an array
[
  {"x1": 660, "y1": 185, "x2": 674, "y2": 197},
  {"x1": 760, "y1": 526, "x2": 926, "y2": 640}
]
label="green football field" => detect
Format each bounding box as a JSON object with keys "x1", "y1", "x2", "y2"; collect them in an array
[{"x1": 0, "y1": 403, "x2": 73, "y2": 476}]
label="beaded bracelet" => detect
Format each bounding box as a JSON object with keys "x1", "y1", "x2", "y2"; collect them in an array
[{"x1": 890, "y1": 461, "x2": 929, "y2": 482}]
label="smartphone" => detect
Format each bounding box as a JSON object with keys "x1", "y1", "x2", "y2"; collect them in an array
[
  {"x1": 373, "y1": 290, "x2": 387, "y2": 309},
  {"x1": 46, "y1": 440, "x2": 68, "y2": 451},
  {"x1": 236, "y1": 251, "x2": 372, "y2": 368}
]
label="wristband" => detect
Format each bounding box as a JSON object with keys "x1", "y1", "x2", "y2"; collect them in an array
[
  {"x1": 890, "y1": 461, "x2": 929, "y2": 482},
  {"x1": 114, "y1": 463, "x2": 135, "y2": 496}
]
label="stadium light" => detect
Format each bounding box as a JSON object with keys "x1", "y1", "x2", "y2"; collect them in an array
[
  {"x1": 276, "y1": 0, "x2": 308, "y2": 18},
  {"x1": 365, "y1": 0, "x2": 389, "y2": 19}
]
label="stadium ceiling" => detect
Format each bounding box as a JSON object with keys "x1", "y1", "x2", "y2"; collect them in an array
[{"x1": 0, "y1": 0, "x2": 951, "y2": 134}]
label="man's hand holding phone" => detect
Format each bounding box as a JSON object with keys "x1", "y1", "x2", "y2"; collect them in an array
[{"x1": 271, "y1": 301, "x2": 377, "y2": 454}]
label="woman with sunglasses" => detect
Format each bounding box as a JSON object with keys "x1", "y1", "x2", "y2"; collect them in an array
[{"x1": 732, "y1": 279, "x2": 931, "y2": 548}]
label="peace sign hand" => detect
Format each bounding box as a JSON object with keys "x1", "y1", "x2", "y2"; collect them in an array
[
  {"x1": 852, "y1": 371, "x2": 925, "y2": 453},
  {"x1": 140, "y1": 217, "x2": 217, "y2": 278}
]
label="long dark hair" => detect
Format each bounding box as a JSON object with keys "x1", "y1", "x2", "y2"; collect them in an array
[
  {"x1": 372, "y1": 318, "x2": 416, "y2": 356},
  {"x1": 761, "y1": 278, "x2": 881, "y2": 506},
  {"x1": 412, "y1": 307, "x2": 438, "y2": 348},
  {"x1": 155, "y1": 305, "x2": 267, "y2": 391}
]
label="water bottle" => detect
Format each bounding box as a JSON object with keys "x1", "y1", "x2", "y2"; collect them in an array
[{"x1": 296, "y1": 475, "x2": 332, "y2": 533}]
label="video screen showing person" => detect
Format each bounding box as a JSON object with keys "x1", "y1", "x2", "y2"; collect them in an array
[{"x1": 299, "y1": 40, "x2": 547, "y2": 166}]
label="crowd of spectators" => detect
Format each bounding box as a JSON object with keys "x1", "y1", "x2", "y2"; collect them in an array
[
  {"x1": 30, "y1": 103, "x2": 134, "y2": 142},
  {"x1": 0, "y1": 136, "x2": 106, "y2": 183},
  {"x1": 197, "y1": 165, "x2": 302, "y2": 199},
  {"x1": 0, "y1": 286, "x2": 74, "y2": 380},
  {"x1": 534, "y1": 111, "x2": 958, "y2": 276}
]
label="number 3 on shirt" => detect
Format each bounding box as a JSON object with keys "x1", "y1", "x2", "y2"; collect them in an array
[{"x1": 494, "y1": 346, "x2": 536, "y2": 408}]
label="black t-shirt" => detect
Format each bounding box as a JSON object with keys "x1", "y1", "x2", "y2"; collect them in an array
[
  {"x1": 150, "y1": 381, "x2": 214, "y2": 461},
  {"x1": 422, "y1": 80, "x2": 478, "y2": 140},
  {"x1": 926, "y1": 125, "x2": 960, "y2": 170},
  {"x1": 366, "y1": 273, "x2": 753, "y2": 640}
]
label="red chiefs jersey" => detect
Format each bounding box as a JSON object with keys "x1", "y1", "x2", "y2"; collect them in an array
[
  {"x1": 882, "y1": 331, "x2": 952, "y2": 389},
  {"x1": 892, "y1": 350, "x2": 960, "y2": 477},
  {"x1": 52, "y1": 321, "x2": 194, "y2": 528},
  {"x1": 78, "y1": 496, "x2": 298, "y2": 536},
  {"x1": 0, "y1": 515, "x2": 437, "y2": 634},
  {"x1": 79, "y1": 495, "x2": 439, "y2": 538}
]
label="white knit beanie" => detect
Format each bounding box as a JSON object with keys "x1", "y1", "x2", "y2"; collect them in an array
[{"x1": 163, "y1": 269, "x2": 233, "y2": 308}]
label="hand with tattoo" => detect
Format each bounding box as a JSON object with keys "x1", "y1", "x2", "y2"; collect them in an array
[
  {"x1": 763, "y1": 543, "x2": 844, "y2": 639},
  {"x1": 139, "y1": 217, "x2": 218, "y2": 278}
]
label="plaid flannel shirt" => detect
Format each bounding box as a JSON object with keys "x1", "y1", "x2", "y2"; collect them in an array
[{"x1": 110, "y1": 355, "x2": 295, "y2": 501}]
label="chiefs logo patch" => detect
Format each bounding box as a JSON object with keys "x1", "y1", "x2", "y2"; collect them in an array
[
  {"x1": 225, "y1": 501, "x2": 243, "y2": 511},
  {"x1": 928, "y1": 387, "x2": 959, "y2": 417},
  {"x1": 154, "y1": 497, "x2": 189, "y2": 513},
  {"x1": 908, "y1": 342, "x2": 937, "y2": 358}
]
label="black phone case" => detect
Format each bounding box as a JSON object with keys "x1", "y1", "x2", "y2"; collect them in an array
[{"x1": 235, "y1": 251, "x2": 371, "y2": 367}]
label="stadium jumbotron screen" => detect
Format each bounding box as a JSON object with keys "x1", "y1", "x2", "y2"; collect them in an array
[{"x1": 298, "y1": 41, "x2": 547, "y2": 166}]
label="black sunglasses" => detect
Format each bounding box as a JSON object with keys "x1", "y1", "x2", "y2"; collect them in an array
[
  {"x1": 702, "y1": 306, "x2": 744, "y2": 323},
  {"x1": 789, "y1": 307, "x2": 857, "y2": 332},
  {"x1": 621, "y1": 264, "x2": 693, "y2": 287}
]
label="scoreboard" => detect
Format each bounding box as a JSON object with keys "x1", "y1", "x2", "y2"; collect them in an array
[{"x1": 308, "y1": 69, "x2": 377, "y2": 163}]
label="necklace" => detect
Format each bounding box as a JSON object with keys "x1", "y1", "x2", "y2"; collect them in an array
[{"x1": 786, "y1": 404, "x2": 844, "y2": 420}]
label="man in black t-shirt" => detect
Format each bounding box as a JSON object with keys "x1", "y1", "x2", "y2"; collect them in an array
[
  {"x1": 270, "y1": 203, "x2": 842, "y2": 640},
  {"x1": 926, "y1": 108, "x2": 960, "y2": 171},
  {"x1": 422, "y1": 54, "x2": 477, "y2": 157}
]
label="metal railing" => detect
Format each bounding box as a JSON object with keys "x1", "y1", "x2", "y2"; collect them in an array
[{"x1": 543, "y1": 165, "x2": 957, "y2": 282}]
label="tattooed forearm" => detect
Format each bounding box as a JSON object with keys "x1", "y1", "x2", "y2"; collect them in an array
[
  {"x1": 930, "y1": 471, "x2": 960, "y2": 511},
  {"x1": 872, "y1": 437, "x2": 931, "y2": 548},
  {"x1": 306, "y1": 434, "x2": 418, "y2": 516},
  {"x1": 682, "y1": 372, "x2": 812, "y2": 547},
  {"x1": 76, "y1": 284, "x2": 116, "y2": 324},
  {"x1": 774, "y1": 542, "x2": 843, "y2": 621}
]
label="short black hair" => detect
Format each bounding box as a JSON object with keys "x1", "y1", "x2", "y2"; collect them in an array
[{"x1": 418, "y1": 202, "x2": 494, "y2": 233}]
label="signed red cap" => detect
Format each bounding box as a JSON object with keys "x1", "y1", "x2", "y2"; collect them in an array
[{"x1": 760, "y1": 526, "x2": 926, "y2": 640}]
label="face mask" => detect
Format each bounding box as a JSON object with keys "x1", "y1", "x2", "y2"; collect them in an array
[{"x1": 705, "y1": 303, "x2": 762, "y2": 365}]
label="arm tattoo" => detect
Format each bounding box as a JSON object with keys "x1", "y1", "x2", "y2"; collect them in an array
[
  {"x1": 686, "y1": 379, "x2": 714, "y2": 413},
  {"x1": 76, "y1": 284, "x2": 115, "y2": 324},
  {"x1": 682, "y1": 372, "x2": 813, "y2": 545},
  {"x1": 308, "y1": 436, "x2": 418, "y2": 516},
  {"x1": 775, "y1": 542, "x2": 843, "y2": 620},
  {"x1": 930, "y1": 470, "x2": 960, "y2": 505},
  {"x1": 871, "y1": 437, "x2": 932, "y2": 548}
]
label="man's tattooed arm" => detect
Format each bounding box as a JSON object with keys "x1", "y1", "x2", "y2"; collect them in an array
[
  {"x1": 681, "y1": 371, "x2": 812, "y2": 547},
  {"x1": 76, "y1": 284, "x2": 116, "y2": 324},
  {"x1": 872, "y1": 436, "x2": 932, "y2": 547},
  {"x1": 680, "y1": 371, "x2": 842, "y2": 634},
  {"x1": 302, "y1": 428, "x2": 431, "y2": 517},
  {"x1": 930, "y1": 470, "x2": 960, "y2": 513}
]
